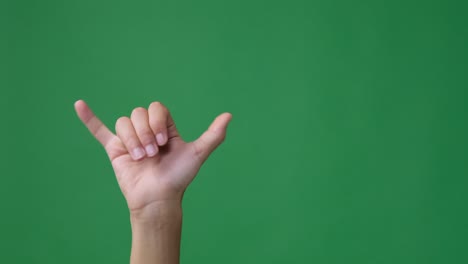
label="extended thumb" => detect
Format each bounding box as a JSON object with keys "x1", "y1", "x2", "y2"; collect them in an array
[{"x1": 193, "y1": 112, "x2": 232, "y2": 161}]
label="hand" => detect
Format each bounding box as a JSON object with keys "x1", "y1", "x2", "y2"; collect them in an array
[{"x1": 74, "y1": 100, "x2": 232, "y2": 216}]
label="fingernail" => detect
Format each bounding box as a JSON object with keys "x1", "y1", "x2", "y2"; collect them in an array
[
  {"x1": 145, "y1": 144, "x2": 158, "y2": 157},
  {"x1": 132, "y1": 147, "x2": 145, "y2": 160},
  {"x1": 156, "y1": 133, "x2": 166, "y2": 145}
]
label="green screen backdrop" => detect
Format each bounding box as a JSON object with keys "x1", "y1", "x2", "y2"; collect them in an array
[{"x1": 2, "y1": 0, "x2": 468, "y2": 263}]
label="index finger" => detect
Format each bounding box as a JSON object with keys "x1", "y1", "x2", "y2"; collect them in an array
[{"x1": 74, "y1": 99, "x2": 115, "y2": 148}]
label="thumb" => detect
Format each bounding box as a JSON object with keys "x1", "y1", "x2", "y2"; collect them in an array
[{"x1": 193, "y1": 112, "x2": 233, "y2": 162}]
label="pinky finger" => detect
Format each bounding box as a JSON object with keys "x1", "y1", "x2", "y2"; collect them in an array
[{"x1": 74, "y1": 100, "x2": 115, "y2": 148}]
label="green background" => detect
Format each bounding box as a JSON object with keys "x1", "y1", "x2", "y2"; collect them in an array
[{"x1": 3, "y1": 0, "x2": 468, "y2": 263}]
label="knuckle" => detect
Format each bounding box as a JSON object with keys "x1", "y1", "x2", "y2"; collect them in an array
[
  {"x1": 150, "y1": 101, "x2": 163, "y2": 108},
  {"x1": 150, "y1": 101, "x2": 168, "y2": 112},
  {"x1": 131, "y1": 107, "x2": 147, "y2": 117},
  {"x1": 115, "y1": 116, "x2": 129, "y2": 128}
]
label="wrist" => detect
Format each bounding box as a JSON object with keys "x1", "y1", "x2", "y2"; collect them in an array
[
  {"x1": 130, "y1": 200, "x2": 182, "y2": 225},
  {"x1": 129, "y1": 200, "x2": 183, "y2": 264}
]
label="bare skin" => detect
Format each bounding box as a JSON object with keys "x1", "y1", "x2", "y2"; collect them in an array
[{"x1": 74, "y1": 100, "x2": 232, "y2": 264}]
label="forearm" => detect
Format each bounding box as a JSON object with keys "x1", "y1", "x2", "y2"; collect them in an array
[{"x1": 129, "y1": 201, "x2": 182, "y2": 264}]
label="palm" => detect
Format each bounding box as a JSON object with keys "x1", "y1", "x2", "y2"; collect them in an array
[
  {"x1": 108, "y1": 136, "x2": 200, "y2": 210},
  {"x1": 75, "y1": 100, "x2": 231, "y2": 212}
]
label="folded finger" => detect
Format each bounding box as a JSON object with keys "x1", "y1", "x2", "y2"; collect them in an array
[
  {"x1": 115, "y1": 116, "x2": 146, "y2": 160},
  {"x1": 131, "y1": 107, "x2": 159, "y2": 157},
  {"x1": 148, "y1": 102, "x2": 170, "y2": 146}
]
